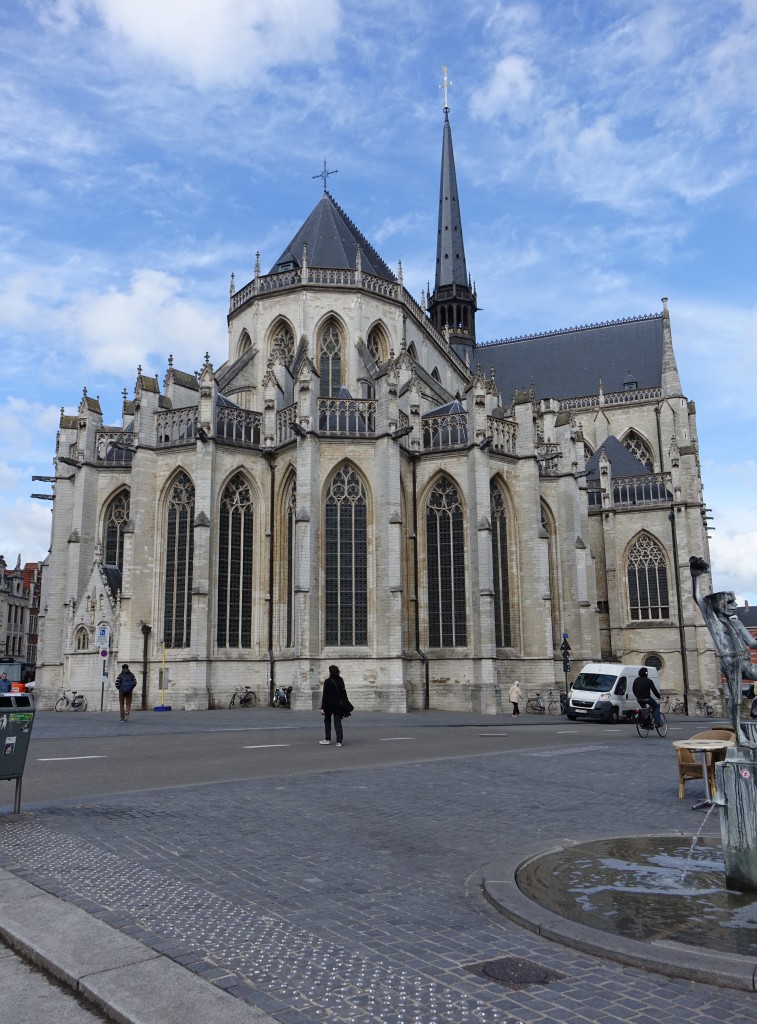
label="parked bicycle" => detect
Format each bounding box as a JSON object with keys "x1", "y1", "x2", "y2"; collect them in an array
[
  {"x1": 229, "y1": 686, "x2": 257, "y2": 709},
  {"x1": 55, "y1": 689, "x2": 87, "y2": 712},
  {"x1": 635, "y1": 705, "x2": 668, "y2": 737},
  {"x1": 525, "y1": 691, "x2": 562, "y2": 715},
  {"x1": 271, "y1": 685, "x2": 293, "y2": 708},
  {"x1": 660, "y1": 693, "x2": 686, "y2": 715},
  {"x1": 695, "y1": 695, "x2": 716, "y2": 718}
]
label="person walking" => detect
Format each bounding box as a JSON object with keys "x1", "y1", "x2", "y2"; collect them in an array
[
  {"x1": 319, "y1": 664, "x2": 350, "y2": 747},
  {"x1": 509, "y1": 680, "x2": 524, "y2": 717},
  {"x1": 115, "y1": 663, "x2": 137, "y2": 722}
]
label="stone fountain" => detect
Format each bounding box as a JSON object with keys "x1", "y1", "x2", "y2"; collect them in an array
[{"x1": 690, "y1": 556, "x2": 757, "y2": 891}]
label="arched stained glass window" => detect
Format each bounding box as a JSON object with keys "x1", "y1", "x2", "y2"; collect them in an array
[
  {"x1": 217, "y1": 473, "x2": 254, "y2": 648},
  {"x1": 319, "y1": 321, "x2": 342, "y2": 397},
  {"x1": 325, "y1": 466, "x2": 368, "y2": 646},
  {"x1": 367, "y1": 326, "x2": 383, "y2": 363},
  {"x1": 286, "y1": 480, "x2": 296, "y2": 648},
  {"x1": 628, "y1": 534, "x2": 669, "y2": 620},
  {"x1": 541, "y1": 502, "x2": 559, "y2": 650},
  {"x1": 426, "y1": 476, "x2": 466, "y2": 647},
  {"x1": 490, "y1": 482, "x2": 512, "y2": 647},
  {"x1": 75, "y1": 626, "x2": 89, "y2": 651},
  {"x1": 104, "y1": 490, "x2": 129, "y2": 571},
  {"x1": 623, "y1": 430, "x2": 653, "y2": 470},
  {"x1": 272, "y1": 321, "x2": 295, "y2": 362},
  {"x1": 164, "y1": 473, "x2": 194, "y2": 648}
]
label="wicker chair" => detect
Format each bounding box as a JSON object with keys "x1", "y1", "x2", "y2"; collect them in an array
[{"x1": 675, "y1": 728, "x2": 735, "y2": 799}]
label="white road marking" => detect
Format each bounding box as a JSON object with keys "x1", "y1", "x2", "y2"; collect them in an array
[
  {"x1": 37, "y1": 755, "x2": 107, "y2": 762},
  {"x1": 380, "y1": 737, "x2": 413, "y2": 742},
  {"x1": 479, "y1": 733, "x2": 509, "y2": 737},
  {"x1": 242, "y1": 744, "x2": 290, "y2": 749}
]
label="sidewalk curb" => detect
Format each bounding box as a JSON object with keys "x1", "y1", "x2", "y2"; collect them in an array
[
  {"x1": 480, "y1": 835, "x2": 757, "y2": 993},
  {"x1": 0, "y1": 868, "x2": 278, "y2": 1024}
]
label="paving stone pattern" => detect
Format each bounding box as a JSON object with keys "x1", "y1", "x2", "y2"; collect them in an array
[{"x1": 0, "y1": 735, "x2": 753, "y2": 1024}]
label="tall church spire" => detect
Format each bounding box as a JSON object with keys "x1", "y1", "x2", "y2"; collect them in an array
[{"x1": 428, "y1": 67, "x2": 477, "y2": 358}]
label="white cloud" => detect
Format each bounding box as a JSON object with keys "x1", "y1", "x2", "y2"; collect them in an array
[
  {"x1": 470, "y1": 55, "x2": 536, "y2": 122},
  {"x1": 56, "y1": 0, "x2": 342, "y2": 89},
  {"x1": 63, "y1": 269, "x2": 224, "y2": 374}
]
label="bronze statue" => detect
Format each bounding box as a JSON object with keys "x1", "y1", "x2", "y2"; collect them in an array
[{"x1": 690, "y1": 556, "x2": 757, "y2": 744}]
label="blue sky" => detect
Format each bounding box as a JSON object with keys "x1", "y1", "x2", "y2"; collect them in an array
[{"x1": 1, "y1": 0, "x2": 756, "y2": 599}]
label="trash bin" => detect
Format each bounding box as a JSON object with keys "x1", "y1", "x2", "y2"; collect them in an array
[{"x1": 0, "y1": 692, "x2": 35, "y2": 813}]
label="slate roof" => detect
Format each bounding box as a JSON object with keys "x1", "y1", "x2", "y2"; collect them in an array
[
  {"x1": 475, "y1": 314, "x2": 664, "y2": 401},
  {"x1": 584, "y1": 435, "x2": 650, "y2": 480},
  {"x1": 734, "y1": 607, "x2": 757, "y2": 630},
  {"x1": 270, "y1": 192, "x2": 396, "y2": 282}
]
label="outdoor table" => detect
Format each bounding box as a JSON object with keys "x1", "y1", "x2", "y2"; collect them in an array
[{"x1": 673, "y1": 738, "x2": 735, "y2": 810}]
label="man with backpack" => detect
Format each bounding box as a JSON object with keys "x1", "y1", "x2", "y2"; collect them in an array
[
  {"x1": 632, "y1": 667, "x2": 661, "y2": 726},
  {"x1": 115, "y1": 663, "x2": 137, "y2": 722}
]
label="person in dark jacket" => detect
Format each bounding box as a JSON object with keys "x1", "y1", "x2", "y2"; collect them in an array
[
  {"x1": 115, "y1": 663, "x2": 137, "y2": 722},
  {"x1": 632, "y1": 667, "x2": 661, "y2": 725},
  {"x1": 320, "y1": 665, "x2": 349, "y2": 747}
]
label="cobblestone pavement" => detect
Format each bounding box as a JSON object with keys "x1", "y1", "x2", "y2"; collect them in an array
[{"x1": 0, "y1": 720, "x2": 753, "y2": 1024}]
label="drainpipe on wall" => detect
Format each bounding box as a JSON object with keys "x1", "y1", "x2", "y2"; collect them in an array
[
  {"x1": 140, "y1": 622, "x2": 151, "y2": 711},
  {"x1": 411, "y1": 455, "x2": 429, "y2": 709},
  {"x1": 265, "y1": 451, "x2": 276, "y2": 707},
  {"x1": 655, "y1": 404, "x2": 690, "y2": 715}
]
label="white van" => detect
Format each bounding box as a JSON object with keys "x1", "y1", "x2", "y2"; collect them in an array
[{"x1": 567, "y1": 663, "x2": 659, "y2": 723}]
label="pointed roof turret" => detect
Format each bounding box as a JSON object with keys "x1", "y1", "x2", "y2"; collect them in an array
[
  {"x1": 428, "y1": 68, "x2": 477, "y2": 358},
  {"x1": 269, "y1": 192, "x2": 396, "y2": 282}
]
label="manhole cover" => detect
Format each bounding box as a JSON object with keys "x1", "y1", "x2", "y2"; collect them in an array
[{"x1": 465, "y1": 956, "x2": 566, "y2": 989}]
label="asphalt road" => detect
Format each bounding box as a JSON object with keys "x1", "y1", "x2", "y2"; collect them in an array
[{"x1": 11, "y1": 707, "x2": 697, "y2": 806}]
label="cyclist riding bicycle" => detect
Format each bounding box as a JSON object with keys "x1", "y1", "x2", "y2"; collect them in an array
[{"x1": 632, "y1": 667, "x2": 661, "y2": 725}]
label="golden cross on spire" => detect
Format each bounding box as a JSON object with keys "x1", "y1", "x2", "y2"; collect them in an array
[{"x1": 439, "y1": 65, "x2": 452, "y2": 110}]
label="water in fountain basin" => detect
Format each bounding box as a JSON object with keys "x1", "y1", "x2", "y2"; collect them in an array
[
  {"x1": 680, "y1": 802, "x2": 717, "y2": 885},
  {"x1": 518, "y1": 835, "x2": 757, "y2": 956}
]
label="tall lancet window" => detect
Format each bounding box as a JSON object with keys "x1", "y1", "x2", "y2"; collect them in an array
[
  {"x1": 325, "y1": 466, "x2": 368, "y2": 646},
  {"x1": 490, "y1": 482, "x2": 512, "y2": 647},
  {"x1": 104, "y1": 489, "x2": 129, "y2": 572},
  {"x1": 319, "y1": 320, "x2": 342, "y2": 397},
  {"x1": 628, "y1": 534, "x2": 669, "y2": 620},
  {"x1": 426, "y1": 476, "x2": 466, "y2": 647},
  {"x1": 285, "y1": 480, "x2": 297, "y2": 648},
  {"x1": 217, "y1": 473, "x2": 254, "y2": 648},
  {"x1": 164, "y1": 473, "x2": 195, "y2": 648}
]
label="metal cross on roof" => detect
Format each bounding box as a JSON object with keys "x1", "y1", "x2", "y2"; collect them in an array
[
  {"x1": 439, "y1": 65, "x2": 452, "y2": 110},
  {"x1": 313, "y1": 160, "x2": 338, "y2": 191}
]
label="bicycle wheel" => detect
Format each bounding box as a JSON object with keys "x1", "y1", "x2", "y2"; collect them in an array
[
  {"x1": 660, "y1": 695, "x2": 671, "y2": 713},
  {"x1": 547, "y1": 699, "x2": 560, "y2": 716},
  {"x1": 655, "y1": 713, "x2": 668, "y2": 737},
  {"x1": 54, "y1": 697, "x2": 67, "y2": 712},
  {"x1": 72, "y1": 695, "x2": 87, "y2": 711},
  {"x1": 695, "y1": 701, "x2": 706, "y2": 717},
  {"x1": 241, "y1": 691, "x2": 257, "y2": 707},
  {"x1": 229, "y1": 693, "x2": 238, "y2": 708},
  {"x1": 525, "y1": 699, "x2": 536, "y2": 714},
  {"x1": 635, "y1": 714, "x2": 651, "y2": 738}
]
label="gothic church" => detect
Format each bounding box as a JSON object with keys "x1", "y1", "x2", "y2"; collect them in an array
[{"x1": 35, "y1": 103, "x2": 716, "y2": 712}]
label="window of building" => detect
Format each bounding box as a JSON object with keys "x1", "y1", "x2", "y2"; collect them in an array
[
  {"x1": 75, "y1": 626, "x2": 89, "y2": 651},
  {"x1": 628, "y1": 534, "x2": 669, "y2": 620},
  {"x1": 622, "y1": 430, "x2": 653, "y2": 470},
  {"x1": 541, "y1": 502, "x2": 560, "y2": 649},
  {"x1": 407, "y1": 342, "x2": 418, "y2": 361},
  {"x1": 286, "y1": 481, "x2": 297, "y2": 648},
  {"x1": 104, "y1": 489, "x2": 130, "y2": 571},
  {"x1": 490, "y1": 482, "x2": 512, "y2": 647},
  {"x1": 319, "y1": 321, "x2": 342, "y2": 397},
  {"x1": 645, "y1": 654, "x2": 663, "y2": 671},
  {"x1": 217, "y1": 473, "x2": 254, "y2": 648},
  {"x1": 367, "y1": 326, "x2": 384, "y2": 363},
  {"x1": 426, "y1": 476, "x2": 466, "y2": 647},
  {"x1": 164, "y1": 472, "x2": 195, "y2": 648},
  {"x1": 272, "y1": 320, "x2": 295, "y2": 362},
  {"x1": 324, "y1": 465, "x2": 368, "y2": 646}
]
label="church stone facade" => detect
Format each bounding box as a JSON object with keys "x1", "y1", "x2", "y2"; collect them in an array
[{"x1": 35, "y1": 107, "x2": 717, "y2": 712}]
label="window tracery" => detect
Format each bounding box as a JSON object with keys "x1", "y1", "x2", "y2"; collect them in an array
[
  {"x1": 324, "y1": 466, "x2": 368, "y2": 646},
  {"x1": 627, "y1": 534, "x2": 669, "y2": 620},
  {"x1": 164, "y1": 472, "x2": 195, "y2": 648},
  {"x1": 426, "y1": 476, "x2": 466, "y2": 647},
  {"x1": 217, "y1": 473, "x2": 254, "y2": 648},
  {"x1": 319, "y1": 321, "x2": 342, "y2": 396}
]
